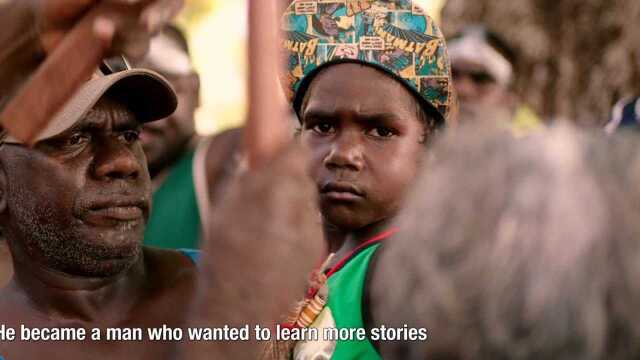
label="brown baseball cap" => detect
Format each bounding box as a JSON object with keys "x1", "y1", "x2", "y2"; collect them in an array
[{"x1": 1, "y1": 68, "x2": 177, "y2": 144}]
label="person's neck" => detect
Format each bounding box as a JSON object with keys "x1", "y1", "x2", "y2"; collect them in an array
[
  {"x1": 8, "y1": 249, "x2": 146, "y2": 324},
  {"x1": 323, "y1": 218, "x2": 395, "y2": 256}
]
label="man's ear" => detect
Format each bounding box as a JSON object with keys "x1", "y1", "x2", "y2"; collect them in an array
[
  {"x1": 189, "y1": 72, "x2": 201, "y2": 108},
  {"x1": 0, "y1": 163, "x2": 7, "y2": 215}
]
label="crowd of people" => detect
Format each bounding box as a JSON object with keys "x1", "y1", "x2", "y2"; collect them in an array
[{"x1": 0, "y1": 0, "x2": 638, "y2": 359}]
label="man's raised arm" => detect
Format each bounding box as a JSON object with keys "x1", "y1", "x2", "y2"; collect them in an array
[{"x1": 0, "y1": 0, "x2": 183, "y2": 143}]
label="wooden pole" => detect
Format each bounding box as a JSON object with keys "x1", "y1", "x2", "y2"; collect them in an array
[
  {"x1": 246, "y1": 0, "x2": 288, "y2": 169},
  {"x1": 0, "y1": 2, "x2": 140, "y2": 145}
]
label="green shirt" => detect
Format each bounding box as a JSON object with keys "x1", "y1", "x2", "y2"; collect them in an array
[
  {"x1": 144, "y1": 151, "x2": 201, "y2": 249},
  {"x1": 293, "y1": 230, "x2": 397, "y2": 360},
  {"x1": 325, "y1": 243, "x2": 382, "y2": 359}
]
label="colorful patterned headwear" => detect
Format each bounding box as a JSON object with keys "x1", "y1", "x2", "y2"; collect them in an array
[{"x1": 281, "y1": 0, "x2": 453, "y2": 125}]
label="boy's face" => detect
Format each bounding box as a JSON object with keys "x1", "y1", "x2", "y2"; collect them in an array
[{"x1": 300, "y1": 63, "x2": 426, "y2": 231}]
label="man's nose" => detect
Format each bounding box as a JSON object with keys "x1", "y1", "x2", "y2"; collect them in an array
[
  {"x1": 92, "y1": 137, "x2": 141, "y2": 181},
  {"x1": 323, "y1": 130, "x2": 364, "y2": 172}
]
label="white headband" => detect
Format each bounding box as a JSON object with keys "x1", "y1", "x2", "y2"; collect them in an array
[
  {"x1": 448, "y1": 32, "x2": 514, "y2": 86},
  {"x1": 144, "y1": 33, "x2": 193, "y2": 76}
]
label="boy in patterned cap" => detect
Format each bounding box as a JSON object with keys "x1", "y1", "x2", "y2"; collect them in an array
[{"x1": 271, "y1": 1, "x2": 453, "y2": 359}]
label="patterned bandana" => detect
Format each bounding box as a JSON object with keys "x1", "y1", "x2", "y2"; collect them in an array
[{"x1": 281, "y1": 0, "x2": 453, "y2": 124}]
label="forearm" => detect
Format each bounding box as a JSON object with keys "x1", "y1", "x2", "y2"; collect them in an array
[
  {"x1": 0, "y1": 1, "x2": 43, "y2": 108},
  {"x1": 181, "y1": 144, "x2": 323, "y2": 359}
]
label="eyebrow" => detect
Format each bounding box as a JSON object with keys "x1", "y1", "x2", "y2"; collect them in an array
[
  {"x1": 303, "y1": 108, "x2": 401, "y2": 124},
  {"x1": 64, "y1": 111, "x2": 141, "y2": 134}
]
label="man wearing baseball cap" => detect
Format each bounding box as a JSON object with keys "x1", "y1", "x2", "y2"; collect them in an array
[
  {"x1": 0, "y1": 64, "x2": 198, "y2": 359},
  {"x1": 0, "y1": 0, "x2": 184, "y2": 289},
  {"x1": 272, "y1": 1, "x2": 453, "y2": 358}
]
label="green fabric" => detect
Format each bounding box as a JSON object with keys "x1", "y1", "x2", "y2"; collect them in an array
[
  {"x1": 326, "y1": 244, "x2": 382, "y2": 360},
  {"x1": 144, "y1": 151, "x2": 201, "y2": 249}
]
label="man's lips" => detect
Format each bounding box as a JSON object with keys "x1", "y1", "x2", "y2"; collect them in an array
[
  {"x1": 81, "y1": 199, "x2": 147, "y2": 225},
  {"x1": 88, "y1": 206, "x2": 143, "y2": 221},
  {"x1": 320, "y1": 182, "x2": 365, "y2": 202}
]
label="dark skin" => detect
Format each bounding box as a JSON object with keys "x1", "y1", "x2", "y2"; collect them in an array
[
  {"x1": 138, "y1": 54, "x2": 246, "y2": 214},
  {"x1": 0, "y1": 97, "x2": 197, "y2": 360},
  {"x1": 452, "y1": 59, "x2": 517, "y2": 124},
  {"x1": 0, "y1": 240, "x2": 10, "y2": 287},
  {"x1": 300, "y1": 63, "x2": 427, "y2": 257},
  {"x1": 139, "y1": 70, "x2": 200, "y2": 179},
  {"x1": 138, "y1": 42, "x2": 245, "y2": 206}
]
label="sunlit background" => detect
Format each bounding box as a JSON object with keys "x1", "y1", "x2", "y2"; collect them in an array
[{"x1": 177, "y1": 0, "x2": 447, "y2": 135}]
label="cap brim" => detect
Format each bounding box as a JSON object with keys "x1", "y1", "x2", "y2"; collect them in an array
[{"x1": 3, "y1": 69, "x2": 177, "y2": 144}]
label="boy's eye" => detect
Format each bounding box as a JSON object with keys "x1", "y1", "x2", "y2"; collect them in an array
[
  {"x1": 367, "y1": 127, "x2": 396, "y2": 138},
  {"x1": 120, "y1": 130, "x2": 141, "y2": 144},
  {"x1": 311, "y1": 123, "x2": 336, "y2": 135}
]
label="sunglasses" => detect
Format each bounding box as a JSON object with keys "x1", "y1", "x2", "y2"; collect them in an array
[{"x1": 452, "y1": 68, "x2": 497, "y2": 85}]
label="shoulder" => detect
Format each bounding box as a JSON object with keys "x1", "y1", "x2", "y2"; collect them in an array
[
  {"x1": 142, "y1": 246, "x2": 198, "y2": 289},
  {"x1": 137, "y1": 247, "x2": 199, "y2": 327},
  {"x1": 202, "y1": 127, "x2": 244, "y2": 202}
]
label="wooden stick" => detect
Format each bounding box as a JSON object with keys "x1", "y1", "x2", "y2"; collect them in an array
[
  {"x1": 0, "y1": 3, "x2": 135, "y2": 145},
  {"x1": 246, "y1": 0, "x2": 288, "y2": 169}
]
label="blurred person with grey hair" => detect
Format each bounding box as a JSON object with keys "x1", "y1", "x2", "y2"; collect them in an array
[{"x1": 371, "y1": 124, "x2": 640, "y2": 359}]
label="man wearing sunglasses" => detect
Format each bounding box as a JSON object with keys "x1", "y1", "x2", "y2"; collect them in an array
[
  {"x1": 0, "y1": 64, "x2": 200, "y2": 359},
  {"x1": 448, "y1": 26, "x2": 520, "y2": 125}
]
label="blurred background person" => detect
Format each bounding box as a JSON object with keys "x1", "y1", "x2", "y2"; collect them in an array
[
  {"x1": 448, "y1": 25, "x2": 542, "y2": 133},
  {"x1": 135, "y1": 26, "x2": 245, "y2": 250},
  {"x1": 372, "y1": 124, "x2": 640, "y2": 359},
  {"x1": 135, "y1": 25, "x2": 204, "y2": 250},
  {"x1": 441, "y1": 0, "x2": 640, "y2": 127}
]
